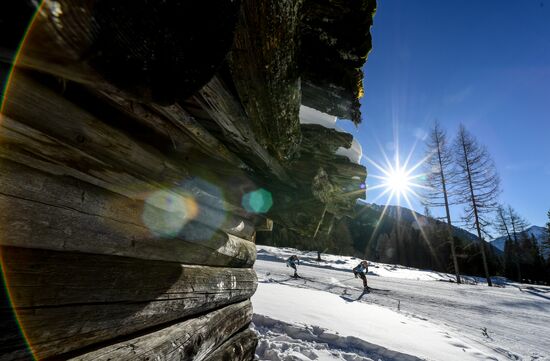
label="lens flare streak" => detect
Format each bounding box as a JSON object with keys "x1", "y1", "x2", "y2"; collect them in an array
[{"x1": 363, "y1": 152, "x2": 428, "y2": 208}]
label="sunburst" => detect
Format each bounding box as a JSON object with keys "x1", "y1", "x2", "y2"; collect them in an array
[
  {"x1": 359, "y1": 139, "x2": 435, "y2": 247},
  {"x1": 363, "y1": 145, "x2": 429, "y2": 208}
]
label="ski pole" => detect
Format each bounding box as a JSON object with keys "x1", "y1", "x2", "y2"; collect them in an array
[{"x1": 338, "y1": 276, "x2": 357, "y2": 282}]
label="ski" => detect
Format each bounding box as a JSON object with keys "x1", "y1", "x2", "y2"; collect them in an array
[
  {"x1": 291, "y1": 275, "x2": 314, "y2": 282},
  {"x1": 340, "y1": 289, "x2": 369, "y2": 302},
  {"x1": 367, "y1": 287, "x2": 391, "y2": 293}
]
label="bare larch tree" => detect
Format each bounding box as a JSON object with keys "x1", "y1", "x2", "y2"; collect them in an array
[
  {"x1": 495, "y1": 204, "x2": 513, "y2": 242},
  {"x1": 423, "y1": 120, "x2": 461, "y2": 283},
  {"x1": 454, "y1": 124, "x2": 500, "y2": 286},
  {"x1": 507, "y1": 205, "x2": 529, "y2": 242},
  {"x1": 495, "y1": 204, "x2": 527, "y2": 281}
]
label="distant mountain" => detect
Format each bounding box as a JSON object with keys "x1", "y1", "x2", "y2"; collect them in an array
[
  {"x1": 366, "y1": 203, "x2": 479, "y2": 242},
  {"x1": 490, "y1": 226, "x2": 549, "y2": 258}
]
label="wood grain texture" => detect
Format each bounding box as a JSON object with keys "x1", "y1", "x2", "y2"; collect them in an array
[
  {"x1": 0, "y1": 72, "x2": 253, "y2": 218},
  {"x1": 68, "y1": 301, "x2": 253, "y2": 361},
  {"x1": 203, "y1": 328, "x2": 257, "y2": 361},
  {"x1": 0, "y1": 247, "x2": 257, "y2": 359},
  {"x1": 2, "y1": 70, "x2": 186, "y2": 186},
  {"x1": 229, "y1": 0, "x2": 303, "y2": 162},
  {"x1": 195, "y1": 76, "x2": 292, "y2": 184},
  {"x1": 0, "y1": 194, "x2": 256, "y2": 267},
  {"x1": 151, "y1": 102, "x2": 247, "y2": 168},
  {"x1": 0, "y1": 159, "x2": 256, "y2": 243}
]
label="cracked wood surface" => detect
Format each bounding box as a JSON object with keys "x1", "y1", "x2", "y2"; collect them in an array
[
  {"x1": 203, "y1": 328, "x2": 257, "y2": 361},
  {"x1": 0, "y1": 160, "x2": 256, "y2": 266},
  {"x1": 0, "y1": 247, "x2": 257, "y2": 360},
  {"x1": 0, "y1": 157, "x2": 256, "y2": 242},
  {"x1": 195, "y1": 76, "x2": 293, "y2": 184},
  {"x1": 69, "y1": 301, "x2": 253, "y2": 361},
  {"x1": 229, "y1": 0, "x2": 303, "y2": 161}
]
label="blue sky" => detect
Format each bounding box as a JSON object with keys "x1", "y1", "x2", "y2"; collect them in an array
[{"x1": 338, "y1": 0, "x2": 550, "y2": 229}]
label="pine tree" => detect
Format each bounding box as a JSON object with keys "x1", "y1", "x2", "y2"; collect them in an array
[
  {"x1": 530, "y1": 233, "x2": 545, "y2": 283},
  {"x1": 423, "y1": 121, "x2": 461, "y2": 283},
  {"x1": 503, "y1": 238, "x2": 516, "y2": 280},
  {"x1": 453, "y1": 125, "x2": 500, "y2": 286}
]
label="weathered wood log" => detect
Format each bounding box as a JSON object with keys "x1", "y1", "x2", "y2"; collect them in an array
[
  {"x1": 150, "y1": 102, "x2": 248, "y2": 168},
  {"x1": 194, "y1": 76, "x2": 293, "y2": 184},
  {"x1": 0, "y1": 111, "x2": 154, "y2": 198},
  {"x1": 299, "y1": 0, "x2": 376, "y2": 123},
  {"x1": 300, "y1": 124, "x2": 353, "y2": 154},
  {"x1": 66, "y1": 301, "x2": 253, "y2": 361},
  {"x1": 0, "y1": 247, "x2": 257, "y2": 359},
  {"x1": 0, "y1": 113, "x2": 258, "y2": 231},
  {"x1": 0, "y1": 194, "x2": 256, "y2": 267},
  {"x1": 2, "y1": 69, "x2": 187, "y2": 187},
  {"x1": 93, "y1": 86, "x2": 246, "y2": 168},
  {"x1": 202, "y1": 328, "x2": 257, "y2": 361},
  {"x1": 10, "y1": 0, "x2": 240, "y2": 104},
  {"x1": 0, "y1": 158, "x2": 256, "y2": 243},
  {"x1": 0, "y1": 71, "x2": 253, "y2": 217},
  {"x1": 229, "y1": 0, "x2": 303, "y2": 161}
]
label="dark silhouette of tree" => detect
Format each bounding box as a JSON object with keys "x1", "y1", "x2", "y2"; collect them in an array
[
  {"x1": 495, "y1": 205, "x2": 513, "y2": 241},
  {"x1": 543, "y1": 210, "x2": 550, "y2": 255},
  {"x1": 503, "y1": 238, "x2": 516, "y2": 280},
  {"x1": 423, "y1": 121, "x2": 461, "y2": 283},
  {"x1": 495, "y1": 205, "x2": 515, "y2": 279},
  {"x1": 495, "y1": 205, "x2": 528, "y2": 281},
  {"x1": 453, "y1": 125, "x2": 500, "y2": 286}
]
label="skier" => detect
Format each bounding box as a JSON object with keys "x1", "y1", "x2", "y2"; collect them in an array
[
  {"x1": 353, "y1": 260, "x2": 369, "y2": 290},
  {"x1": 286, "y1": 255, "x2": 300, "y2": 278}
]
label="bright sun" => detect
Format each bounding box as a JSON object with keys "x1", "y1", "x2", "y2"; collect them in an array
[
  {"x1": 361, "y1": 140, "x2": 432, "y2": 246},
  {"x1": 363, "y1": 150, "x2": 427, "y2": 208},
  {"x1": 386, "y1": 167, "x2": 411, "y2": 194}
]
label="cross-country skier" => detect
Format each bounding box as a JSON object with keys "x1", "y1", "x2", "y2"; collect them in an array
[
  {"x1": 353, "y1": 260, "x2": 369, "y2": 290},
  {"x1": 286, "y1": 255, "x2": 300, "y2": 278}
]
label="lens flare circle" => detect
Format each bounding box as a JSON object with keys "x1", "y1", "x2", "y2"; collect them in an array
[
  {"x1": 242, "y1": 188, "x2": 273, "y2": 214},
  {"x1": 142, "y1": 190, "x2": 198, "y2": 237}
]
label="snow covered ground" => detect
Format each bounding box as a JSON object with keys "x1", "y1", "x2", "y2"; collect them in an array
[{"x1": 252, "y1": 245, "x2": 550, "y2": 361}]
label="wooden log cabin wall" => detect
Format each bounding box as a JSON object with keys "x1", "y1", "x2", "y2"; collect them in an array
[{"x1": 0, "y1": 0, "x2": 376, "y2": 360}]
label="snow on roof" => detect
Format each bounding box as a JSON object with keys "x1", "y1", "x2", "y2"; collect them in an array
[
  {"x1": 335, "y1": 137, "x2": 362, "y2": 164},
  {"x1": 299, "y1": 105, "x2": 337, "y2": 128},
  {"x1": 299, "y1": 105, "x2": 362, "y2": 164}
]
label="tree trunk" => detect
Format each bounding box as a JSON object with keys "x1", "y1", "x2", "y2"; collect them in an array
[
  {"x1": 435, "y1": 132, "x2": 461, "y2": 284},
  {"x1": 461, "y1": 141, "x2": 492, "y2": 286}
]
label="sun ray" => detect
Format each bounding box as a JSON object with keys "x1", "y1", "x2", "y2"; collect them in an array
[
  {"x1": 376, "y1": 140, "x2": 395, "y2": 172},
  {"x1": 369, "y1": 174, "x2": 391, "y2": 180},
  {"x1": 363, "y1": 140, "x2": 428, "y2": 209},
  {"x1": 369, "y1": 185, "x2": 394, "y2": 204},
  {"x1": 362, "y1": 154, "x2": 392, "y2": 177},
  {"x1": 402, "y1": 193, "x2": 443, "y2": 270},
  {"x1": 404, "y1": 151, "x2": 435, "y2": 176},
  {"x1": 365, "y1": 183, "x2": 388, "y2": 191},
  {"x1": 367, "y1": 190, "x2": 395, "y2": 246},
  {"x1": 402, "y1": 137, "x2": 418, "y2": 170}
]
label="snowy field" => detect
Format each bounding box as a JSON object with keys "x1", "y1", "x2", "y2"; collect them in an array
[{"x1": 252, "y1": 245, "x2": 550, "y2": 361}]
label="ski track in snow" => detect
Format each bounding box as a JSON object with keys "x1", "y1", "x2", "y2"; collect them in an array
[{"x1": 252, "y1": 246, "x2": 550, "y2": 361}]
